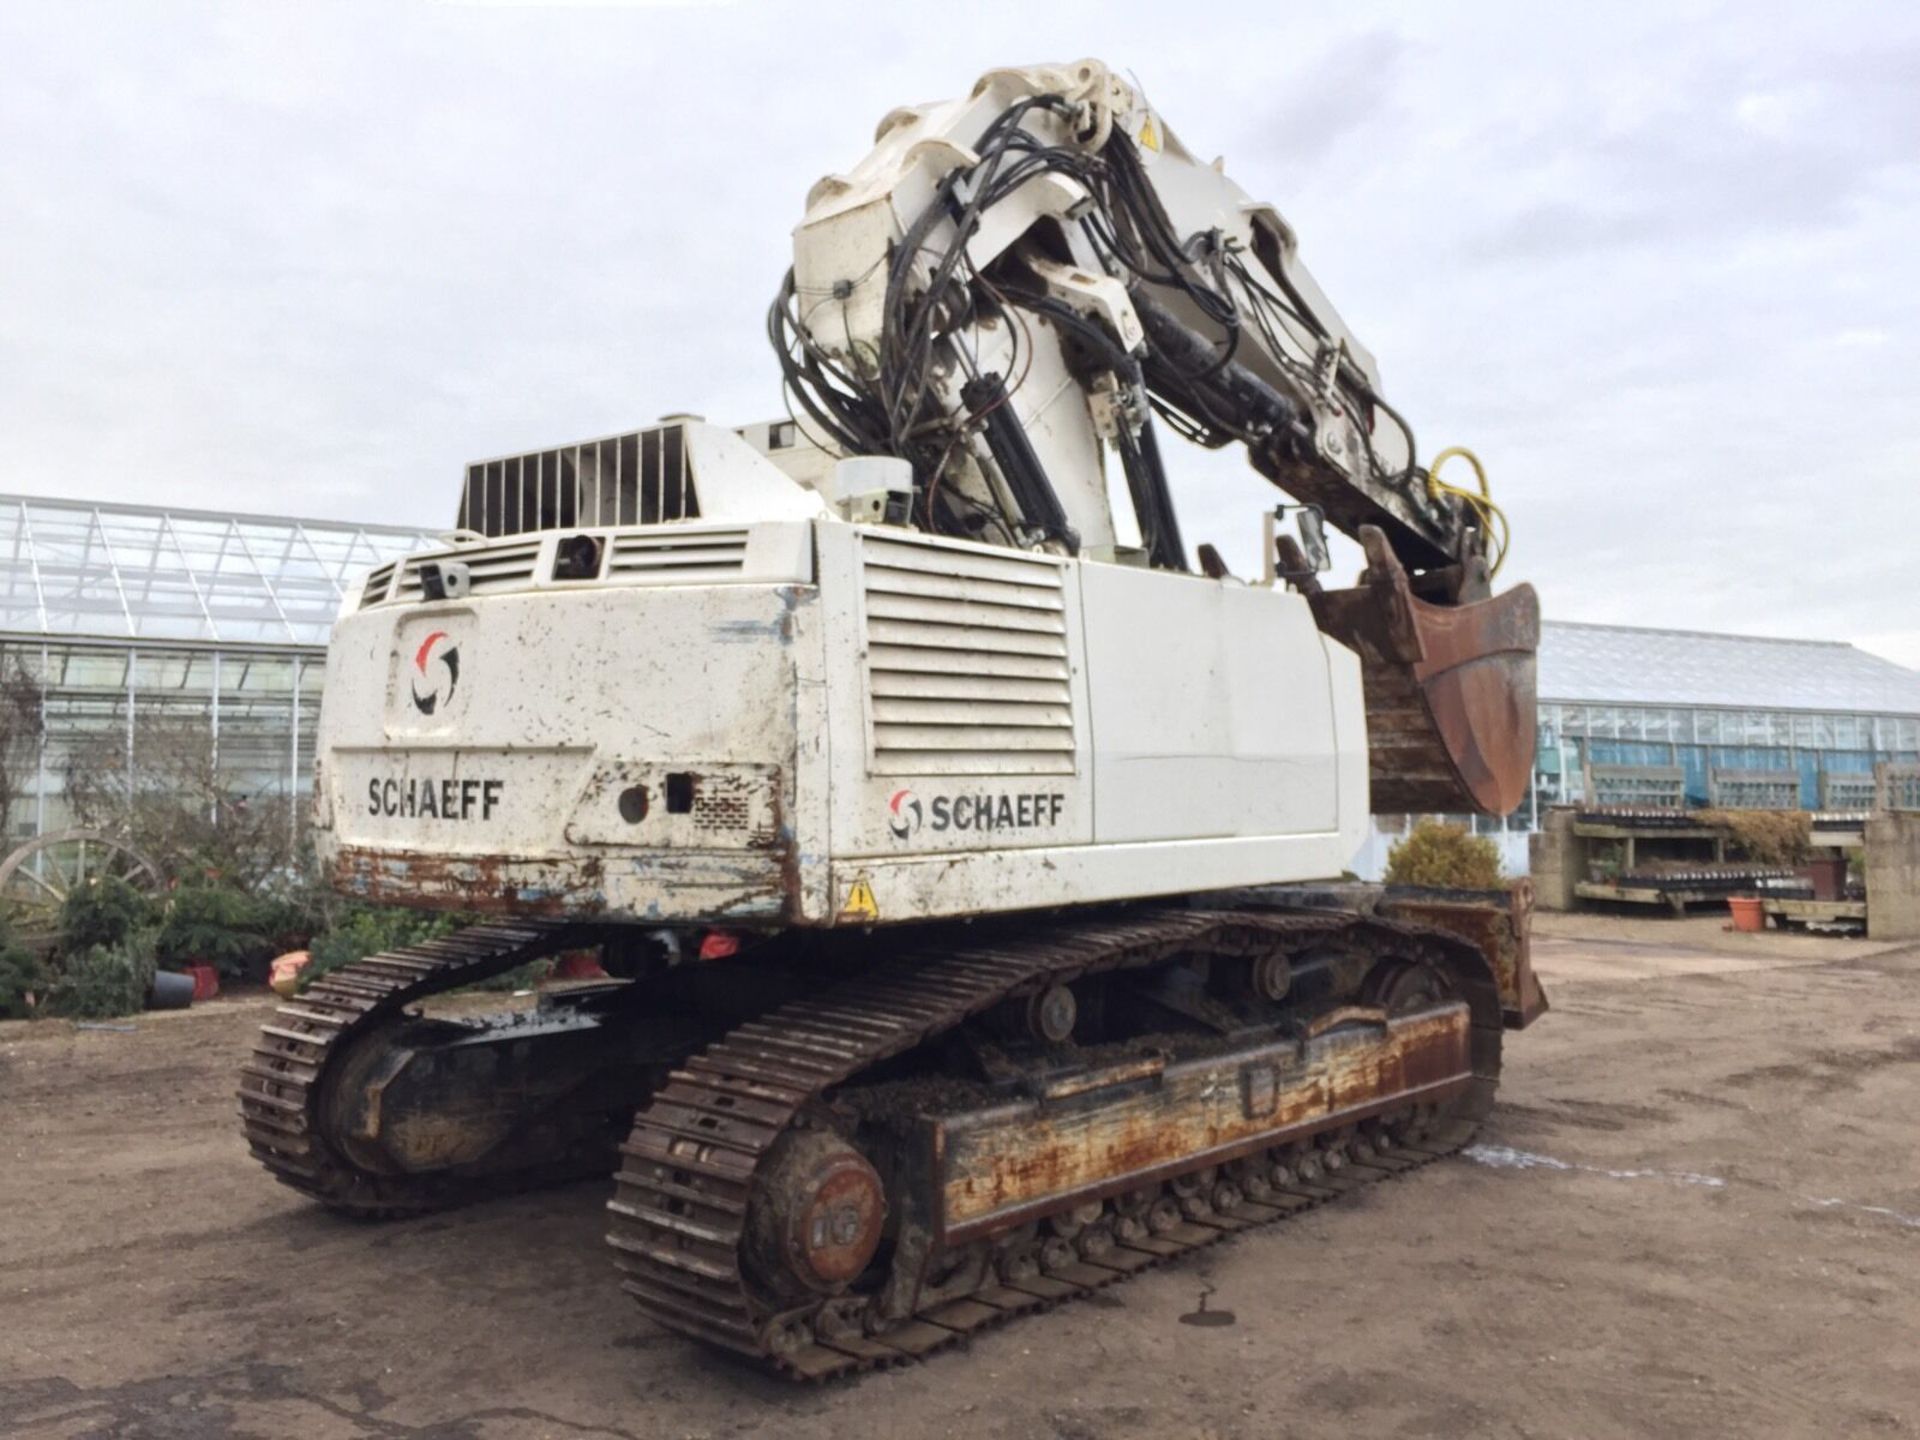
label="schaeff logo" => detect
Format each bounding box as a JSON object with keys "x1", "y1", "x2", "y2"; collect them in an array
[
  {"x1": 887, "y1": 788, "x2": 1066, "y2": 840},
  {"x1": 369, "y1": 776, "x2": 503, "y2": 821},
  {"x1": 409, "y1": 630, "x2": 461, "y2": 715}
]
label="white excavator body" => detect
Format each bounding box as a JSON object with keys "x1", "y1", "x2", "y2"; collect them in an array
[{"x1": 315, "y1": 419, "x2": 1367, "y2": 929}]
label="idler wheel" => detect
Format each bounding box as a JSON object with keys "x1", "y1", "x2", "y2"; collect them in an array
[
  {"x1": 747, "y1": 1131, "x2": 887, "y2": 1298},
  {"x1": 990, "y1": 984, "x2": 1078, "y2": 1045},
  {"x1": 1027, "y1": 985, "x2": 1078, "y2": 1044},
  {"x1": 1248, "y1": 952, "x2": 1293, "y2": 1002}
]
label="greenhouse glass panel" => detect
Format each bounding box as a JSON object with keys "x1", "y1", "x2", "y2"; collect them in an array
[{"x1": 0, "y1": 496, "x2": 435, "y2": 647}]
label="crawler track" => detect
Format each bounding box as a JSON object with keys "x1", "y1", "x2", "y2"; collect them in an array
[
  {"x1": 608, "y1": 905, "x2": 1500, "y2": 1378},
  {"x1": 236, "y1": 919, "x2": 599, "y2": 1215}
]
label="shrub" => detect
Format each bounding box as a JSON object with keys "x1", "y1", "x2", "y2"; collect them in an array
[
  {"x1": 1697, "y1": 808, "x2": 1810, "y2": 868},
  {"x1": 60, "y1": 876, "x2": 157, "y2": 954},
  {"x1": 1385, "y1": 819, "x2": 1504, "y2": 890},
  {"x1": 43, "y1": 935, "x2": 157, "y2": 1019},
  {"x1": 0, "y1": 932, "x2": 49, "y2": 1020},
  {"x1": 155, "y1": 882, "x2": 278, "y2": 977},
  {"x1": 303, "y1": 906, "x2": 464, "y2": 989}
]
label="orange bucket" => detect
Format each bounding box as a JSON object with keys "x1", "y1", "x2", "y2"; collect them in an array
[{"x1": 1726, "y1": 896, "x2": 1766, "y2": 933}]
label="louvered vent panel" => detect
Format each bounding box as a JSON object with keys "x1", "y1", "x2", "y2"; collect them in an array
[
  {"x1": 391, "y1": 541, "x2": 542, "y2": 602},
  {"x1": 359, "y1": 562, "x2": 397, "y2": 609},
  {"x1": 605, "y1": 529, "x2": 749, "y2": 584},
  {"x1": 862, "y1": 536, "x2": 1074, "y2": 776}
]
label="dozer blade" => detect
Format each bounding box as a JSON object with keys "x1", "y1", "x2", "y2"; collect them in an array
[{"x1": 1309, "y1": 526, "x2": 1539, "y2": 816}]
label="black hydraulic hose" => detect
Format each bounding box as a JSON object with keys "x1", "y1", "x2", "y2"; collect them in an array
[
  {"x1": 1129, "y1": 285, "x2": 1310, "y2": 450},
  {"x1": 1116, "y1": 413, "x2": 1187, "y2": 572},
  {"x1": 960, "y1": 372, "x2": 1079, "y2": 554}
]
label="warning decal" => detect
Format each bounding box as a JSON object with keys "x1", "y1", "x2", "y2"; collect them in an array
[{"x1": 838, "y1": 875, "x2": 880, "y2": 925}]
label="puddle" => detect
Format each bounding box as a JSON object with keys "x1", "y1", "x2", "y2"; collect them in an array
[
  {"x1": 1469, "y1": 1143, "x2": 1920, "y2": 1230},
  {"x1": 1806, "y1": 1197, "x2": 1920, "y2": 1229},
  {"x1": 1465, "y1": 1143, "x2": 1726, "y2": 1189}
]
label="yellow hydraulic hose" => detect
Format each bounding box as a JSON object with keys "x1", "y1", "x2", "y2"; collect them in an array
[{"x1": 1425, "y1": 445, "x2": 1510, "y2": 577}]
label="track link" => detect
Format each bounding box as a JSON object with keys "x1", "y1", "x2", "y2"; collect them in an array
[
  {"x1": 236, "y1": 919, "x2": 598, "y2": 1215},
  {"x1": 609, "y1": 905, "x2": 1500, "y2": 1378}
]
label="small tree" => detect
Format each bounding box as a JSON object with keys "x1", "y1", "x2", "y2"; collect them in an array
[
  {"x1": 61, "y1": 719, "x2": 300, "y2": 890},
  {"x1": 1385, "y1": 819, "x2": 1505, "y2": 890},
  {"x1": 0, "y1": 920, "x2": 48, "y2": 1019},
  {"x1": 0, "y1": 648, "x2": 46, "y2": 846},
  {"x1": 155, "y1": 881, "x2": 281, "y2": 976},
  {"x1": 42, "y1": 940, "x2": 157, "y2": 1020},
  {"x1": 60, "y1": 875, "x2": 156, "y2": 953}
]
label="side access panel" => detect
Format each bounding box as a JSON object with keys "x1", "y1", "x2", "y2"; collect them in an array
[
  {"x1": 817, "y1": 528, "x2": 1370, "y2": 924},
  {"x1": 1078, "y1": 564, "x2": 1350, "y2": 843}
]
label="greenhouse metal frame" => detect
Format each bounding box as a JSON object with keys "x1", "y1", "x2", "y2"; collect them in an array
[{"x1": 0, "y1": 494, "x2": 439, "y2": 845}]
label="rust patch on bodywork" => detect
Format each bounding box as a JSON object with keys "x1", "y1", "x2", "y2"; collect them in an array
[
  {"x1": 329, "y1": 847, "x2": 608, "y2": 917},
  {"x1": 932, "y1": 1003, "x2": 1472, "y2": 1245},
  {"x1": 327, "y1": 842, "x2": 803, "y2": 924},
  {"x1": 1382, "y1": 879, "x2": 1547, "y2": 1029}
]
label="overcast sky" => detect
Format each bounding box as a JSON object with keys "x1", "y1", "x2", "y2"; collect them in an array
[{"x1": 2, "y1": 0, "x2": 1915, "y2": 665}]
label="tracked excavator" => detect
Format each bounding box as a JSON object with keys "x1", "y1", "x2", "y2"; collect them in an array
[{"x1": 240, "y1": 60, "x2": 1546, "y2": 1377}]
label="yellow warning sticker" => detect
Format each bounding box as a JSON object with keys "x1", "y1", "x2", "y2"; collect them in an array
[
  {"x1": 838, "y1": 875, "x2": 880, "y2": 925},
  {"x1": 1139, "y1": 115, "x2": 1161, "y2": 152}
]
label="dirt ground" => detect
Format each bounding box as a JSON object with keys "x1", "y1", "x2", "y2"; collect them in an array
[{"x1": 4, "y1": 915, "x2": 1918, "y2": 1440}]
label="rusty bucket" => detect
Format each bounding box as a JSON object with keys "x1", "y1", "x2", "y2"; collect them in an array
[{"x1": 1310, "y1": 527, "x2": 1540, "y2": 817}]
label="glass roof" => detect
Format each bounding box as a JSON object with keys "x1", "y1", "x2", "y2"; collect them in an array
[
  {"x1": 0, "y1": 494, "x2": 440, "y2": 648},
  {"x1": 1541, "y1": 621, "x2": 1920, "y2": 717}
]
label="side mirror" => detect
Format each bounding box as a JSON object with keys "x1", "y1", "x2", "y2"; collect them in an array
[{"x1": 1294, "y1": 506, "x2": 1330, "y2": 573}]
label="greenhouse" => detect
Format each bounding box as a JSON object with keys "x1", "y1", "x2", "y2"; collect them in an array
[
  {"x1": 1355, "y1": 621, "x2": 1920, "y2": 878},
  {"x1": 1534, "y1": 621, "x2": 1920, "y2": 813},
  {"x1": 0, "y1": 494, "x2": 437, "y2": 848}
]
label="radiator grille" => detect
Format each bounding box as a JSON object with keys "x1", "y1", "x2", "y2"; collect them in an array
[
  {"x1": 460, "y1": 424, "x2": 699, "y2": 538},
  {"x1": 861, "y1": 535, "x2": 1074, "y2": 776}
]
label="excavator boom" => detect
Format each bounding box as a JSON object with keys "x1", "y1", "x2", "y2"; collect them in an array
[{"x1": 781, "y1": 59, "x2": 1537, "y2": 814}]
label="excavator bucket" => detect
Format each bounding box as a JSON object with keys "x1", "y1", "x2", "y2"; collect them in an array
[{"x1": 1309, "y1": 527, "x2": 1539, "y2": 816}]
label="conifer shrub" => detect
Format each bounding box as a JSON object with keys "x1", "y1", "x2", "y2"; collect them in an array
[{"x1": 1384, "y1": 819, "x2": 1504, "y2": 891}]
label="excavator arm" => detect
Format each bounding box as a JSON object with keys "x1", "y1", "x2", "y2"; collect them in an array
[{"x1": 777, "y1": 59, "x2": 1538, "y2": 815}]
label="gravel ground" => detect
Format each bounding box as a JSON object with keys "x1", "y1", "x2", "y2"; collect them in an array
[{"x1": 2, "y1": 917, "x2": 1916, "y2": 1439}]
